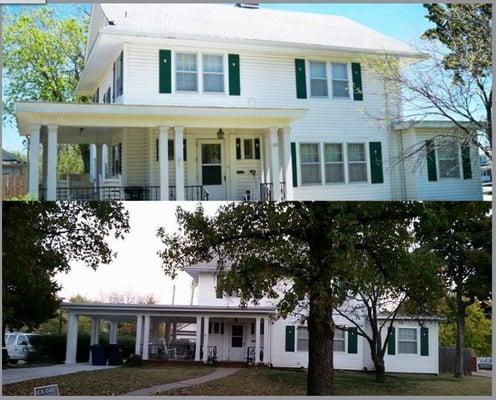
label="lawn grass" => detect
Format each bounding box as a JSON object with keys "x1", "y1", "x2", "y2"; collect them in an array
[
  {"x1": 165, "y1": 368, "x2": 492, "y2": 396},
  {"x1": 2, "y1": 365, "x2": 212, "y2": 396}
]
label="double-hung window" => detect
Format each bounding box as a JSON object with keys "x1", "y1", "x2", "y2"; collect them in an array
[
  {"x1": 203, "y1": 54, "x2": 224, "y2": 93},
  {"x1": 309, "y1": 61, "x2": 328, "y2": 97},
  {"x1": 398, "y1": 328, "x2": 418, "y2": 354},
  {"x1": 176, "y1": 53, "x2": 198, "y2": 92},
  {"x1": 113, "y1": 51, "x2": 123, "y2": 99},
  {"x1": 438, "y1": 141, "x2": 460, "y2": 178},
  {"x1": 300, "y1": 143, "x2": 321, "y2": 185},
  {"x1": 347, "y1": 143, "x2": 367, "y2": 182},
  {"x1": 331, "y1": 63, "x2": 349, "y2": 98},
  {"x1": 333, "y1": 328, "x2": 345, "y2": 352},
  {"x1": 297, "y1": 326, "x2": 309, "y2": 351},
  {"x1": 324, "y1": 143, "x2": 345, "y2": 183}
]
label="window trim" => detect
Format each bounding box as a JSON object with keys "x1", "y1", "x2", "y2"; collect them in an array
[
  {"x1": 306, "y1": 60, "x2": 352, "y2": 100},
  {"x1": 436, "y1": 140, "x2": 462, "y2": 180},
  {"x1": 299, "y1": 142, "x2": 322, "y2": 186},
  {"x1": 333, "y1": 327, "x2": 347, "y2": 353},
  {"x1": 308, "y1": 60, "x2": 329, "y2": 98},
  {"x1": 397, "y1": 326, "x2": 419, "y2": 355},
  {"x1": 330, "y1": 62, "x2": 351, "y2": 99},
  {"x1": 174, "y1": 51, "x2": 200, "y2": 93},
  {"x1": 324, "y1": 142, "x2": 345, "y2": 185},
  {"x1": 346, "y1": 142, "x2": 369, "y2": 184},
  {"x1": 202, "y1": 53, "x2": 225, "y2": 94},
  {"x1": 113, "y1": 51, "x2": 124, "y2": 101},
  {"x1": 296, "y1": 325, "x2": 309, "y2": 352}
]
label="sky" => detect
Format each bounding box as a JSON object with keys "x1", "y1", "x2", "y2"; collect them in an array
[
  {"x1": 1, "y1": 3, "x2": 432, "y2": 153},
  {"x1": 56, "y1": 202, "x2": 223, "y2": 304}
]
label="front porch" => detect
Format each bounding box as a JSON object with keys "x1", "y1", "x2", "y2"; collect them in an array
[
  {"x1": 16, "y1": 102, "x2": 306, "y2": 201},
  {"x1": 62, "y1": 303, "x2": 274, "y2": 366}
]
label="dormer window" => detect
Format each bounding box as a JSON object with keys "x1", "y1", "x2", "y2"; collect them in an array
[
  {"x1": 113, "y1": 51, "x2": 123, "y2": 101},
  {"x1": 176, "y1": 53, "x2": 198, "y2": 92}
]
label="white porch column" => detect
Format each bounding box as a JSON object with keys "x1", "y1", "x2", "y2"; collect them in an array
[
  {"x1": 159, "y1": 127, "x2": 169, "y2": 200},
  {"x1": 135, "y1": 314, "x2": 143, "y2": 355},
  {"x1": 280, "y1": 127, "x2": 293, "y2": 200},
  {"x1": 174, "y1": 126, "x2": 185, "y2": 200},
  {"x1": 172, "y1": 320, "x2": 178, "y2": 342},
  {"x1": 28, "y1": 124, "x2": 41, "y2": 199},
  {"x1": 142, "y1": 314, "x2": 151, "y2": 360},
  {"x1": 255, "y1": 317, "x2": 261, "y2": 364},
  {"x1": 46, "y1": 125, "x2": 58, "y2": 200},
  {"x1": 89, "y1": 317, "x2": 96, "y2": 363},
  {"x1": 269, "y1": 128, "x2": 281, "y2": 201},
  {"x1": 202, "y1": 316, "x2": 209, "y2": 363},
  {"x1": 263, "y1": 133, "x2": 272, "y2": 183},
  {"x1": 265, "y1": 319, "x2": 271, "y2": 365},
  {"x1": 195, "y1": 316, "x2": 202, "y2": 361},
  {"x1": 109, "y1": 321, "x2": 118, "y2": 344},
  {"x1": 97, "y1": 143, "x2": 104, "y2": 185},
  {"x1": 89, "y1": 144, "x2": 97, "y2": 185},
  {"x1": 65, "y1": 312, "x2": 78, "y2": 364}
]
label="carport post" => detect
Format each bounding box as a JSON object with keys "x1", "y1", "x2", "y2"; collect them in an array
[
  {"x1": 135, "y1": 314, "x2": 143, "y2": 355},
  {"x1": 65, "y1": 312, "x2": 78, "y2": 364}
]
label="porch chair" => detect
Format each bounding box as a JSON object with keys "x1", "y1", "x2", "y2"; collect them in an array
[{"x1": 99, "y1": 174, "x2": 124, "y2": 200}]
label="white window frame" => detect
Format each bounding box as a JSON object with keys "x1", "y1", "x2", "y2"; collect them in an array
[
  {"x1": 333, "y1": 327, "x2": 347, "y2": 353},
  {"x1": 299, "y1": 142, "x2": 323, "y2": 186},
  {"x1": 174, "y1": 51, "x2": 199, "y2": 93},
  {"x1": 324, "y1": 142, "x2": 345, "y2": 184},
  {"x1": 397, "y1": 327, "x2": 419, "y2": 355},
  {"x1": 436, "y1": 140, "x2": 462, "y2": 180},
  {"x1": 346, "y1": 142, "x2": 369, "y2": 184},
  {"x1": 296, "y1": 325, "x2": 309, "y2": 352},
  {"x1": 202, "y1": 53, "x2": 225, "y2": 94},
  {"x1": 308, "y1": 60, "x2": 329, "y2": 98},
  {"x1": 330, "y1": 62, "x2": 351, "y2": 99}
]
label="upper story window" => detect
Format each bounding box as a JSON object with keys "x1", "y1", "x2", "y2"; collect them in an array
[
  {"x1": 92, "y1": 88, "x2": 99, "y2": 103},
  {"x1": 103, "y1": 87, "x2": 111, "y2": 104},
  {"x1": 309, "y1": 61, "x2": 328, "y2": 97},
  {"x1": 347, "y1": 143, "x2": 367, "y2": 182},
  {"x1": 324, "y1": 143, "x2": 345, "y2": 184},
  {"x1": 331, "y1": 63, "x2": 349, "y2": 98},
  {"x1": 176, "y1": 53, "x2": 198, "y2": 92},
  {"x1": 113, "y1": 51, "x2": 123, "y2": 100},
  {"x1": 398, "y1": 327, "x2": 417, "y2": 354},
  {"x1": 333, "y1": 328, "x2": 346, "y2": 352},
  {"x1": 438, "y1": 141, "x2": 460, "y2": 178},
  {"x1": 300, "y1": 143, "x2": 321, "y2": 185},
  {"x1": 203, "y1": 54, "x2": 224, "y2": 93}
]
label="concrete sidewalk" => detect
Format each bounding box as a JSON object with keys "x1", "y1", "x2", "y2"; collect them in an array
[
  {"x1": 2, "y1": 363, "x2": 117, "y2": 385},
  {"x1": 125, "y1": 367, "x2": 239, "y2": 395}
]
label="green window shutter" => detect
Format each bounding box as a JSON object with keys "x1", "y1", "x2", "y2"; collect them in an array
[
  {"x1": 369, "y1": 142, "x2": 384, "y2": 184},
  {"x1": 387, "y1": 327, "x2": 396, "y2": 355},
  {"x1": 461, "y1": 144, "x2": 472, "y2": 179},
  {"x1": 183, "y1": 139, "x2": 187, "y2": 161},
  {"x1": 420, "y1": 327, "x2": 429, "y2": 356},
  {"x1": 228, "y1": 54, "x2": 240, "y2": 96},
  {"x1": 159, "y1": 50, "x2": 172, "y2": 94},
  {"x1": 426, "y1": 140, "x2": 438, "y2": 181},
  {"x1": 254, "y1": 138, "x2": 261, "y2": 160},
  {"x1": 351, "y1": 63, "x2": 363, "y2": 101},
  {"x1": 291, "y1": 142, "x2": 298, "y2": 187},
  {"x1": 156, "y1": 138, "x2": 159, "y2": 161},
  {"x1": 347, "y1": 328, "x2": 358, "y2": 354},
  {"x1": 168, "y1": 139, "x2": 174, "y2": 160},
  {"x1": 112, "y1": 62, "x2": 116, "y2": 102},
  {"x1": 295, "y1": 59, "x2": 307, "y2": 99},
  {"x1": 285, "y1": 326, "x2": 295, "y2": 352},
  {"x1": 236, "y1": 138, "x2": 241, "y2": 159}
]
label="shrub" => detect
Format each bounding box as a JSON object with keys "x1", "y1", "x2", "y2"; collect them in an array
[{"x1": 123, "y1": 353, "x2": 143, "y2": 368}]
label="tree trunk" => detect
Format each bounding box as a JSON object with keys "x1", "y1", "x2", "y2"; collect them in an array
[
  {"x1": 306, "y1": 293, "x2": 334, "y2": 395},
  {"x1": 373, "y1": 355, "x2": 386, "y2": 383},
  {"x1": 370, "y1": 330, "x2": 386, "y2": 383},
  {"x1": 454, "y1": 292, "x2": 465, "y2": 378}
]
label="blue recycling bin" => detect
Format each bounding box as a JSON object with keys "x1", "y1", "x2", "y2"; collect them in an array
[{"x1": 90, "y1": 344, "x2": 106, "y2": 366}]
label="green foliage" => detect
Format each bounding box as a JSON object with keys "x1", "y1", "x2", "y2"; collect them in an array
[
  {"x1": 2, "y1": 6, "x2": 90, "y2": 121},
  {"x1": 2, "y1": 202, "x2": 130, "y2": 338},
  {"x1": 57, "y1": 144, "x2": 85, "y2": 175},
  {"x1": 440, "y1": 301, "x2": 492, "y2": 357},
  {"x1": 123, "y1": 353, "x2": 143, "y2": 368}
]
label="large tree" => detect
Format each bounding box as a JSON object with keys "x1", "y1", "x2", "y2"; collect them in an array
[
  {"x1": 2, "y1": 201, "x2": 130, "y2": 343},
  {"x1": 2, "y1": 6, "x2": 91, "y2": 170},
  {"x1": 416, "y1": 202, "x2": 491, "y2": 378},
  {"x1": 157, "y1": 202, "x2": 418, "y2": 395}
]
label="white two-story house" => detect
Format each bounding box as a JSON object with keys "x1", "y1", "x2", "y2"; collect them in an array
[
  {"x1": 62, "y1": 261, "x2": 440, "y2": 374},
  {"x1": 15, "y1": 3, "x2": 482, "y2": 201}
]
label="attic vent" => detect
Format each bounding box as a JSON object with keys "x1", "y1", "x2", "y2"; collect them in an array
[{"x1": 235, "y1": 3, "x2": 259, "y2": 9}]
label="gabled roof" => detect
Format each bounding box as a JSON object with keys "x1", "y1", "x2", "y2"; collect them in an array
[
  {"x1": 98, "y1": 4, "x2": 420, "y2": 57},
  {"x1": 2, "y1": 149, "x2": 25, "y2": 164}
]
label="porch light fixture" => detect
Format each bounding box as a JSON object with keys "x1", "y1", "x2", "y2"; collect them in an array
[{"x1": 216, "y1": 128, "x2": 225, "y2": 140}]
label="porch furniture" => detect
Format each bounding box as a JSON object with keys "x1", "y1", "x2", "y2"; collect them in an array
[
  {"x1": 207, "y1": 346, "x2": 218, "y2": 363},
  {"x1": 246, "y1": 346, "x2": 263, "y2": 364}
]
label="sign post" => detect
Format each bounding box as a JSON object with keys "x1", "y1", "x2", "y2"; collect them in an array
[{"x1": 34, "y1": 384, "x2": 60, "y2": 396}]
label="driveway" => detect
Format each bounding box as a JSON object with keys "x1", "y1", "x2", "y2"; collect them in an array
[
  {"x1": 473, "y1": 370, "x2": 492, "y2": 378},
  {"x1": 2, "y1": 363, "x2": 117, "y2": 384}
]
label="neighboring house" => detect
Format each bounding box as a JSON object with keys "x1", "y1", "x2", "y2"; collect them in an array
[
  {"x1": 2, "y1": 150, "x2": 26, "y2": 176},
  {"x1": 15, "y1": 4, "x2": 481, "y2": 201},
  {"x1": 62, "y1": 262, "x2": 439, "y2": 374}
]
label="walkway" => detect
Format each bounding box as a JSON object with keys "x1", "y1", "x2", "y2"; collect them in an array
[
  {"x1": 2, "y1": 363, "x2": 117, "y2": 385},
  {"x1": 125, "y1": 367, "x2": 240, "y2": 395}
]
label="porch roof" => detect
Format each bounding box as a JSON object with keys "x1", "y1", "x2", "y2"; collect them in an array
[
  {"x1": 61, "y1": 302, "x2": 275, "y2": 317},
  {"x1": 15, "y1": 101, "x2": 308, "y2": 136}
]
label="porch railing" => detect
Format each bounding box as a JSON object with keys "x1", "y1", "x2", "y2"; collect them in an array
[
  {"x1": 259, "y1": 182, "x2": 286, "y2": 201},
  {"x1": 39, "y1": 185, "x2": 209, "y2": 201}
]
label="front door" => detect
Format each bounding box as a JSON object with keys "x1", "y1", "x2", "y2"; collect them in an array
[
  {"x1": 198, "y1": 141, "x2": 226, "y2": 200},
  {"x1": 230, "y1": 324, "x2": 245, "y2": 361}
]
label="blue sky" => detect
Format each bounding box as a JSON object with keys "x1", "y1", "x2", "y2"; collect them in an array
[{"x1": 2, "y1": 3, "x2": 431, "y2": 153}]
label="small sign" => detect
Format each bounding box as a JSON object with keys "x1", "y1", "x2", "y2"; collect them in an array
[{"x1": 34, "y1": 384, "x2": 59, "y2": 396}]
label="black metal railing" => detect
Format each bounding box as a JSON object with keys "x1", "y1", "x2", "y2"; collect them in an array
[
  {"x1": 259, "y1": 182, "x2": 286, "y2": 201},
  {"x1": 169, "y1": 185, "x2": 210, "y2": 201},
  {"x1": 148, "y1": 342, "x2": 195, "y2": 361}
]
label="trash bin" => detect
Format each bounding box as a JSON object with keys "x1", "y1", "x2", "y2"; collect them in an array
[
  {"x1": 89, "y1": 344, "x2": 106, "y2": 366},
  {"x1": 106, "y1": 344, "x2": 123, "y2": 366}
]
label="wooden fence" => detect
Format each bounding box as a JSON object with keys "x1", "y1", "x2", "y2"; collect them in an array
[
  {"x1": 438, "y1": 346, "x2": 476, "y2": 375},
  {"x1": 3, "y1": 175, "x2": 27, "y2": 200}
]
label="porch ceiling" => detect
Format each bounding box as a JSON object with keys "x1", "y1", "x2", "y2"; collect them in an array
[{"x1": 15, "y1": 102, "x2": 308, "y2": 135}]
